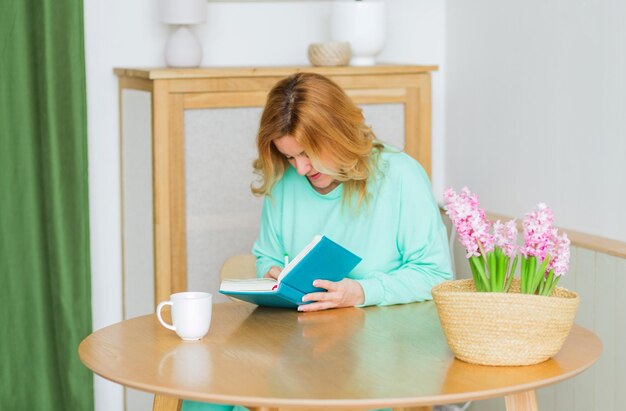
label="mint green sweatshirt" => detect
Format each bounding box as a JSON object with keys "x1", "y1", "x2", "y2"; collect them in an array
[{"x1": 252, "y1": 149, "x2": 453, "y2": 306}]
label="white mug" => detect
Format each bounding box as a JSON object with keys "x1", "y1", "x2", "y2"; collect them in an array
[{"x1": 156, "y1": 292, "x2": 212, "y2": 341}]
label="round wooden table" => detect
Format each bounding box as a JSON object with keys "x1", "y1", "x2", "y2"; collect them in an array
[{"x1": 78, "y1": 301, "x2": 601, "y2": 411}]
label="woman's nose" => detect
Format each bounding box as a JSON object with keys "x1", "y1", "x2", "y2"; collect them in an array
[{"x1": 294, "y1": 157, "x2": 311, "y2": 175}]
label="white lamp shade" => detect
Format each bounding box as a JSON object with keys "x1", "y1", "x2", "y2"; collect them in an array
[{"x1": 160, "y1": 0, "x2": 207, "y2": 25}]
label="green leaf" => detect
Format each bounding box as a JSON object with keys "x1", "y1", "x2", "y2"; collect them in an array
[
  {"x1": 470, "y1": 256, "x2": 490, "y2": 292},
  {"x1": 526, "y1": 256, "x2": 537, "y2": 294},
  {"x1": 488, "y1": 252, "x2": 497, "y2": 291},
  {"x1": 530, "y1": 254, "x2": 551, "y2": 295},
  {"x1": 546, "y1": 275, "x2": 561, "y2": 296},
  {"x1": 505, "y1": 255, "x2": 518, "y2": 292},
  {"x1": 520, "y1": 257, "x2": 527, "y2": 293},
  {"x1": 498, "y1": 252, "x2": 507, "y2": 291},
  {"x1": 468, "y1": 258, "x2": 483, "y2": 292},
  {"x1": 539, "y1": 269, "x2": 554, "y2": 296}
]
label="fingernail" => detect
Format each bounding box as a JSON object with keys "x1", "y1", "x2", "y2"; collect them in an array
[
  {"x1": 312, "y1": 281, "x2": 319, "y2": 286},
  {"x1": 297, "y1": 306, "x2": 304, "y2": 312}
]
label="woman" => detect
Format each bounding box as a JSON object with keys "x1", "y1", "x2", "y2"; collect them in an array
[
  {"x1": 182, "y1": 73, "x2": 452, "y2": 411},
  {"x1": 251, "y1": 72, "x2": 452, "y2": 312}
]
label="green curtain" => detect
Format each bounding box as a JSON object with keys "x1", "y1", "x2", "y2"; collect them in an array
[{"x1": 0, "y1": 0, "x2": 93, "y2": 410}]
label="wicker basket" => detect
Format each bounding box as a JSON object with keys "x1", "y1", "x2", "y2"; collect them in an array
[
  {"x1": 432, "y1": 279, "x2": 579, "y2": 366},
  {"x1": 307, "y1": 42, "x2": 351, "y2": 67}
]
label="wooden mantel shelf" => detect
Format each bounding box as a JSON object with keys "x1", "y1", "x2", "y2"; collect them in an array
[{"x1": 113, "y1": 64, "x2": 438, "y2": 80}]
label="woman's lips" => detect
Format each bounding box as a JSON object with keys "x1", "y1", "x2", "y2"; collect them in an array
[{"x1": 308, "y1": 172, "x2": 321, "y2": 180}]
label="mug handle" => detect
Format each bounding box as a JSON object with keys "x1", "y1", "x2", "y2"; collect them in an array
[{"x1": 156, "y1": 301, "x2": 176, "y2": 331}]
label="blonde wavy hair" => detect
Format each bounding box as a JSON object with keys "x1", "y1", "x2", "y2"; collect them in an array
[{"x1": 251, "y1": 72, "x2": 383, "y2": 207}]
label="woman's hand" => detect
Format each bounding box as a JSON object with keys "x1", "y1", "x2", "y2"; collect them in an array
[
  {"x1": 299, "y1": 278, "x2": 365, "y2": 312},
  {"x1": 263, "y1": 266, "x2": 283, "y2": 280}
]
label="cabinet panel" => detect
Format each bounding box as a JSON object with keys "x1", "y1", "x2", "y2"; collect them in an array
[
  {"x1": 185, "y1": 107, "x2": 264, "y2": 299},
  {"x1": 121, "y1": 89, "x2": 155, "y2": 318},
  {"x1": 361, "y1": 103, "x2": 405, "y2": 150}
]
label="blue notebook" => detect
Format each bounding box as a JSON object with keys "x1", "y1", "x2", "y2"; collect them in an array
[{"x1": 219, "y1": 235, "x2": 362, "y2": 308}]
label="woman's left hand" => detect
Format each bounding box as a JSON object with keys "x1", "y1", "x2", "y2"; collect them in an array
[{"x1": 299, "y1": 278, "x2": 365, "y2": 312}]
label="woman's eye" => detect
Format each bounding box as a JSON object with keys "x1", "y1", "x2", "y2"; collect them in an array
[{"x1": 284, "y1": 152, "x2": 306, "y2": 161}]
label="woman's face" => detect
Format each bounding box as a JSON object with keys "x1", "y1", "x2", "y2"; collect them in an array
[{"x1": 273, "y1": 136, "x2": 339, "y2": 194}]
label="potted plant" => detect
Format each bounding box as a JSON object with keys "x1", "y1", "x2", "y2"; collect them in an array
[{"x1": 432, "y1": 187, "x2": 579, "y2": 366}]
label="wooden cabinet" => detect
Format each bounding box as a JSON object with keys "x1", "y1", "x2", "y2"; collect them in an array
[{"x1": 115, "y1": 65, "x2": 437, "y2": 315}]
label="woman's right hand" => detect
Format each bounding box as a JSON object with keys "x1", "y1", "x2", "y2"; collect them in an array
[{"x1": 263, "y1": 265, "x2": 283, "y2": 279}]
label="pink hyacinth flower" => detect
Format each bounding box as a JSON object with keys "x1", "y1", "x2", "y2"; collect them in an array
[
  {"x1": 444, "y1": 187, "x2": 494, "y2": 258},
  {"x1": 493, "y1": 219, "x2": 519, "y2": 258},
  {"x1": 521, "y1": 203, "x2": 554, "y2": 261},
  {"x1": 547, "y1": 232, "x2": 571, "y2": 277}
]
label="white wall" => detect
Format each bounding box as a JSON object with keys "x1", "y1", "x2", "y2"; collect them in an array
[
  {"x1": 378, "y1": 0, "x2": 446, "y2": 199},
  {"x1": 445, "y1": 0, "x2": 626, "y2": 242},
  {"x1": 83, "y1": 1, "x2": 445, "y2": 410},
  {"x1": 84, "y1": 1, "x2": 165, "y2": 410}
]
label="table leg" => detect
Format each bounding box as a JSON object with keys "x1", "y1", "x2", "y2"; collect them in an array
[
  {"x1": 504, "y1": 390, "x2": 538, "y2": 411},
  {"x1": 153, "y1": 394, "x2": 182, "y2": 411}
]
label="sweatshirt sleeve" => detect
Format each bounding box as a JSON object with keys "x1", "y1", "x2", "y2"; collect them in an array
[
  {"x1": 355, "y1": 160, "x2": 453, "y2": 306},
  {"x1": 251, "y1": 195, "x2": 286, "y2": 278}
]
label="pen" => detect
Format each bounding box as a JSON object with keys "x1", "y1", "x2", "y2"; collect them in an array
[{"x1": 283, "y1": 253, "x2": 289, "y2": 268}]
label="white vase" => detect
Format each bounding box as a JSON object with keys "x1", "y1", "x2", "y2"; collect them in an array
[{"x1": 330, "y1": 0, "x2": 386, "y2": 66}]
